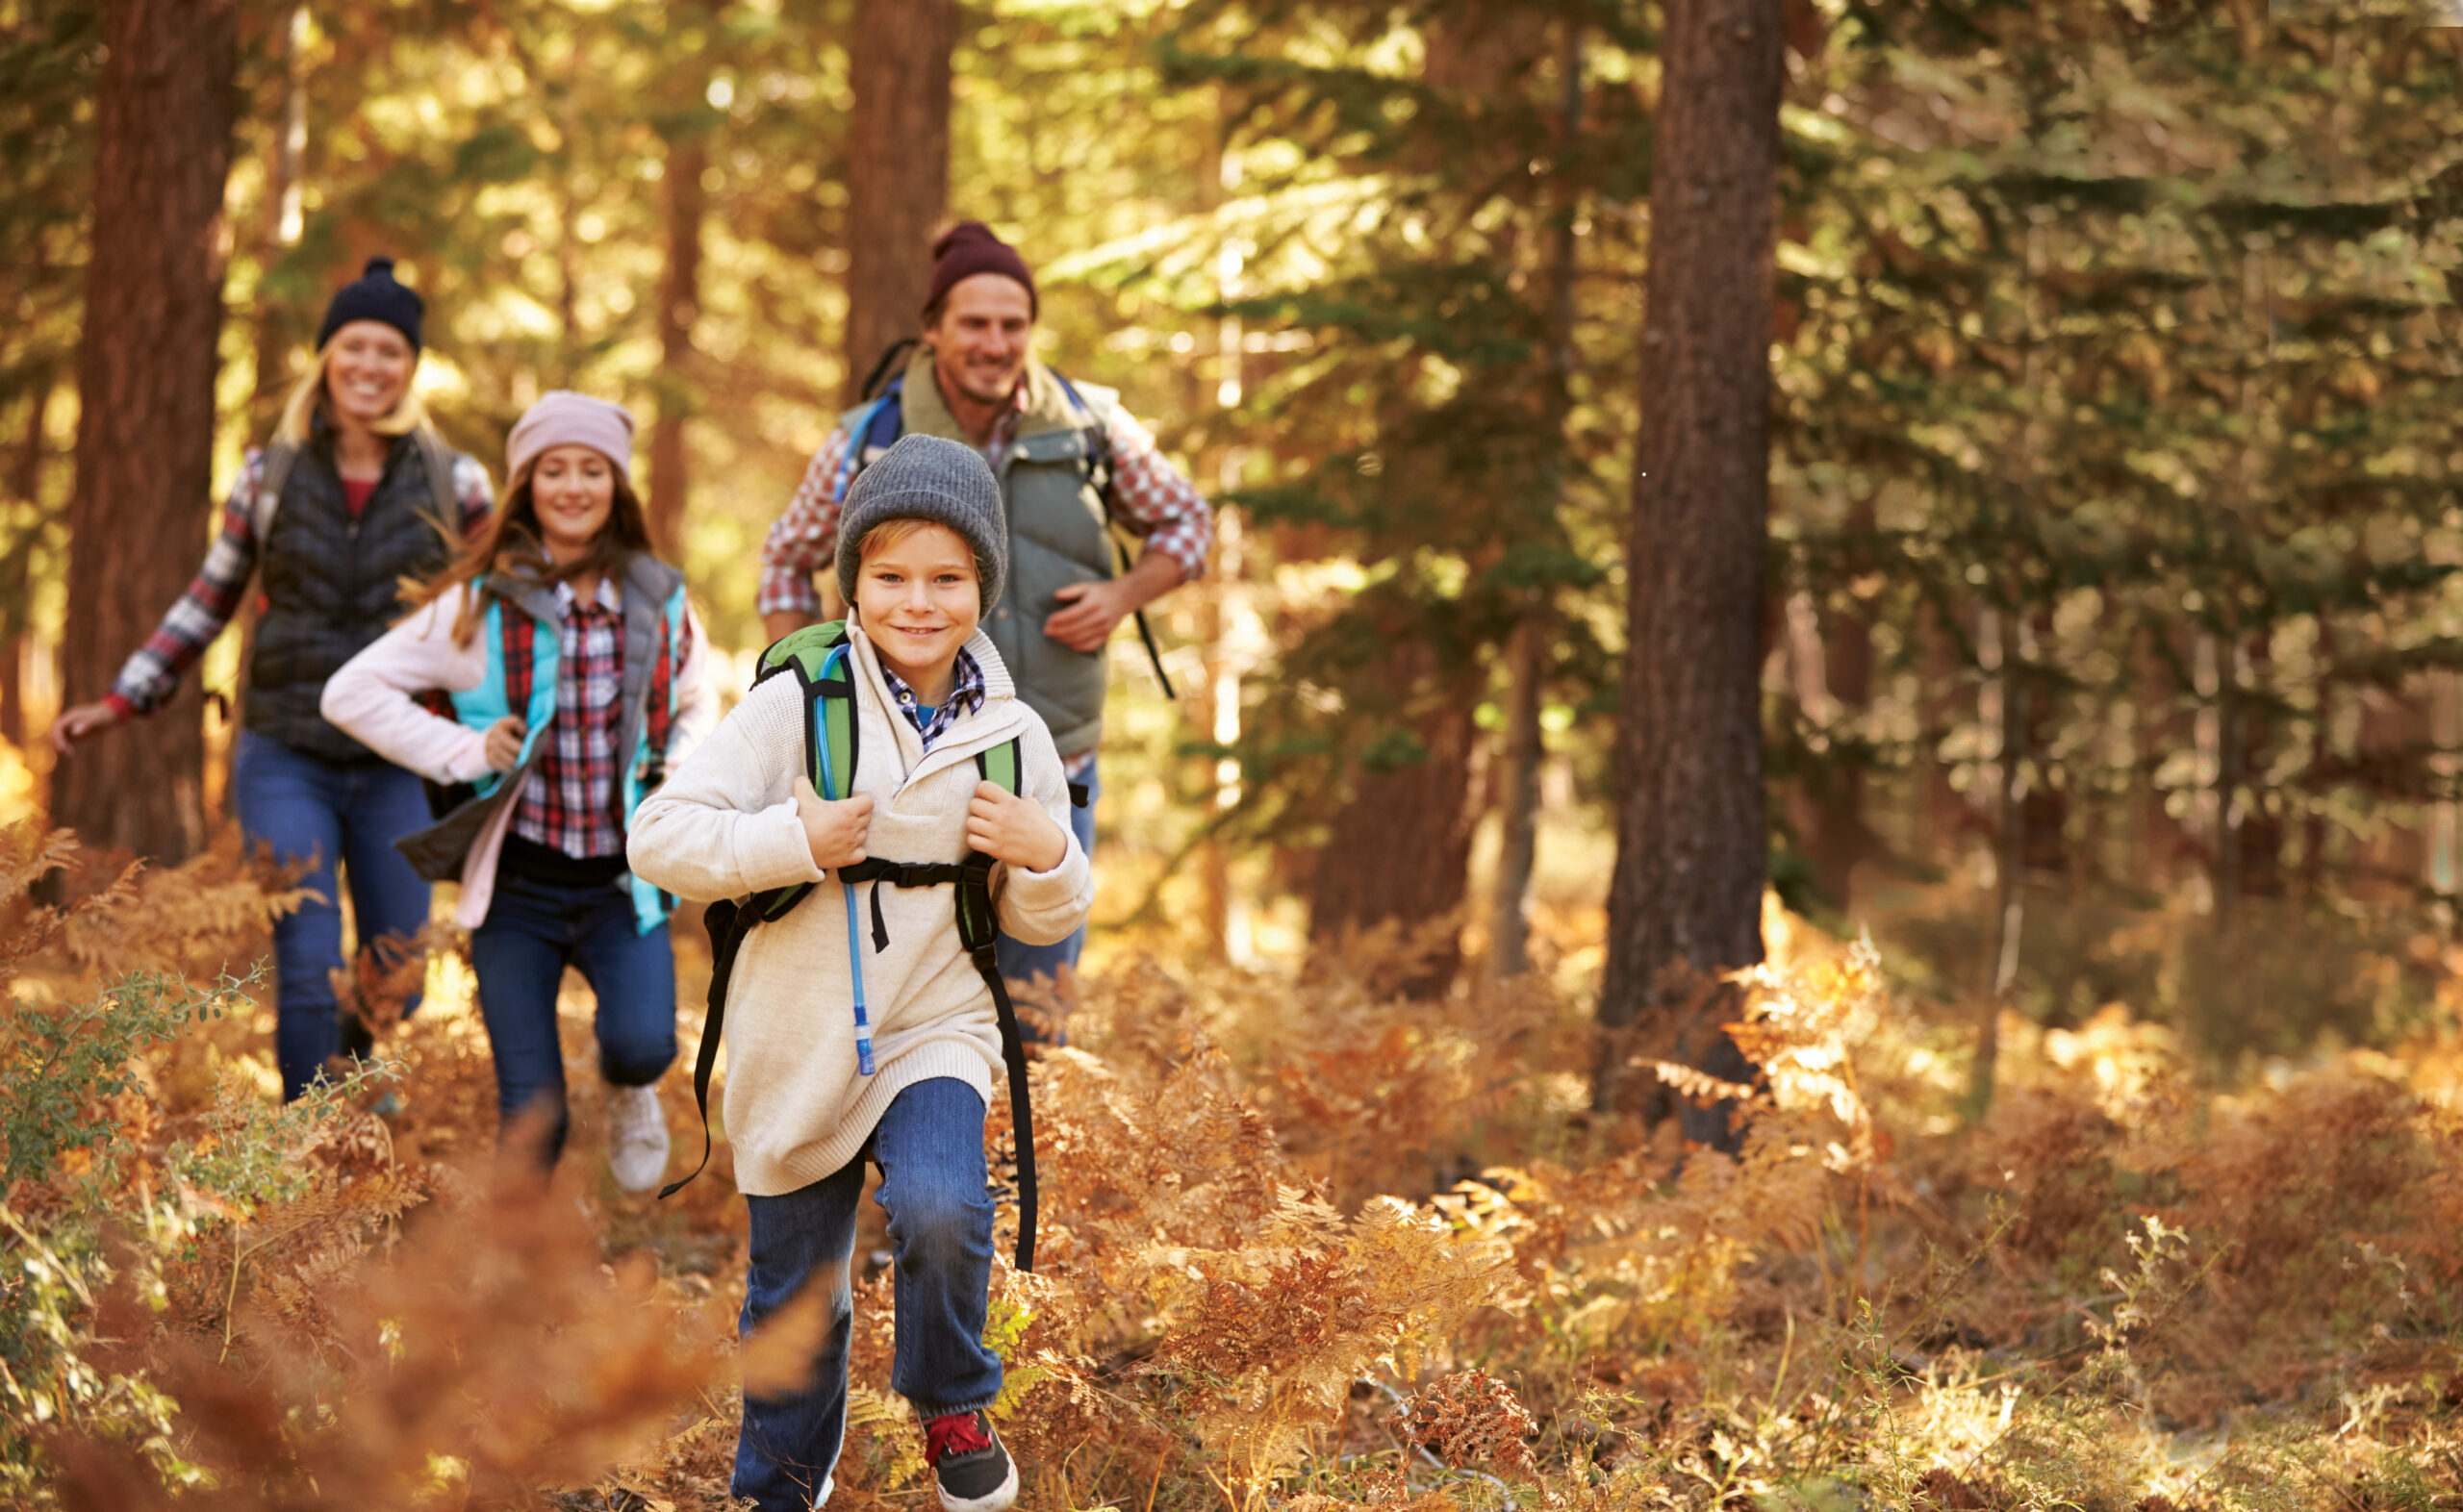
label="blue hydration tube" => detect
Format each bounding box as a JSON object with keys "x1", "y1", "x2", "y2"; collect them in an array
[{"x1": 815, "y1": 648, "x2": 876, "y2": 1076}]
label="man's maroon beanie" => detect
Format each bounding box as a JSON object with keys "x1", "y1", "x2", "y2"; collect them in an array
[{"x1": 923, "y1": 221, "x2": 1037, "y2": 318}]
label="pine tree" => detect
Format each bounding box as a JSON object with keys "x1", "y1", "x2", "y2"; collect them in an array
[{"x1": 54, "y1": 0, "x2": 239, "y2": 862}]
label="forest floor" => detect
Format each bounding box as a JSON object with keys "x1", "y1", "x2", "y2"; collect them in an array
[{"x1": 7, "y1": 822, "x2": 2463, "y2": 1512}]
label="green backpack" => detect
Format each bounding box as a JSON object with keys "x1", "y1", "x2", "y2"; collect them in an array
[{"x1": 663, "y1": 621, "x2": 1039, "y2": 1272}]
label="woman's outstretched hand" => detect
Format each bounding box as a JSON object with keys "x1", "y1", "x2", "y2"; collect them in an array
[{"x1": 47, "y1": 700, "x2": 126, "y2": 755}]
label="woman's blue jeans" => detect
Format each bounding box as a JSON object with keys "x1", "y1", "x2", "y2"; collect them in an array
[
  {"x1": 467, "y1": 863, "x2": 677, "y2": 1165},
  {"x1": 231, "y1": 731, "x2": 433, "y2": 1101},
  {"x1": 733, "y1": 1076, "x2": 1003, "y2": 1511}
]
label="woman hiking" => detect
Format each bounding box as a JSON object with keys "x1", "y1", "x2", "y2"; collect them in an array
[
  {"x1": 321, "y1": 392, "x2": 715, "y2": 1191},
  {"x1": 49, "y1": 258, "x2": 493, "y2": 1102}
]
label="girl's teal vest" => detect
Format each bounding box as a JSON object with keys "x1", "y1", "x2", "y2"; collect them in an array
[{"x1": 393, "y1": 552, "x2": 689, "y2": 935}]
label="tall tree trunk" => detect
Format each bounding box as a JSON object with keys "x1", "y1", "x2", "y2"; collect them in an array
[
  {"x1": 1, "y1": 374, "x2": 52, "y2": 751},
  {"x1": 648, "y1": 135, "x2": 707, "y2": 557},
  {"x1": 1969, "y1": 604, "x2": 2025, "y2": 1118},
  {"x1": 844, "y1": 0, "x2": 956, "y2": 405},
  {"x1": 1595, "y1": 0, "x2": 1783, "y2": 1142},
  {"x1": 1489, "y1": 20, "x2": 1584, "y2": 980},
  {"x1": 247, "y1": 0, "x2": 306, "y2": 432},
  {"x1": 56, "y1": 0, "x2": 238, "y2": 863},
  {"x1": 1490, "y1": 617, "x2": 1546, "y2": 976}
]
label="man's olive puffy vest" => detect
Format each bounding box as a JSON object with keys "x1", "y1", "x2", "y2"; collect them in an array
[
  {"x1": 842, "y1": 349, "x2": 1118, "y2": 755},
  {"x1": 250, "y1": 418, "x2": 469, "y2": 761}
]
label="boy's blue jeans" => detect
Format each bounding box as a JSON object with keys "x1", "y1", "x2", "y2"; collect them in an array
[
  {"x1": 231, "y1": 731, "x2": 433, "y2": 1100},
  {"x1": 733, "y1": 1076, "x2": 1003, "y2": 1512},
  {"x1": 468, "y1": 863, "x2": 677, "y2": 1164},
  {"x1": 995, "y1": 755, "x2": 1095, "y2": 1027}
]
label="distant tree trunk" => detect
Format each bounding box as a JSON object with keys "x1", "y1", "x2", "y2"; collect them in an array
[
  {"x1": 844, "y1": 0, "x2": 956, "y2": 404},
  {"x1": 1595, "y1": 0, "x2": 1783, "y2": 1142},
  {"x1": 247, "y1": 0, "x2": 307, "y2": 433},
  {"x1": 648, "y1": 135, "x2": 707, "y2": 557},
  {"x1": 1310, "y1": 643, "x2": 1484, "y2": 996},
  {"x1": 1490, "y1": 617, "x2": 1546, "y2": 977},
  {"x1": 1969, "y1": 604, "x2": 2025, "y2": 1117},
  {"x1": 55, "y1": 0, "x2": 238, "y2": 862},
  {"x1": 1489, "y1": 20, "x2": 1584, "y2": 980},
  {"x1": 1, "y1": 375, "x2": 51, "y2": 750}
]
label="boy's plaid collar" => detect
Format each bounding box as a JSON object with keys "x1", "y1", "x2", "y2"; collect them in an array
[{"x1": 878, "y1": 649, "x2": 986, "y2": 751}]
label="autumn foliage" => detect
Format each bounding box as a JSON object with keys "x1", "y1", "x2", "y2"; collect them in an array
[{"x1": 5, "y1": 824, "x2": 2463, "y2": 1510}]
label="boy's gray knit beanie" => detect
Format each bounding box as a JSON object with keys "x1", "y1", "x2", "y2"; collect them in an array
[{"x1": 834, "y1": 434, "x2": 1007, "y2": 617}]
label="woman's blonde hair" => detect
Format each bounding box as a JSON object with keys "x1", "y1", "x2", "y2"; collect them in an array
[{"x1": 273, "y1": 334, "x2": 432, "y2": 447}]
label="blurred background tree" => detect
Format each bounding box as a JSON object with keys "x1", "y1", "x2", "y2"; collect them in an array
[{"x1": 6, "y1": 0, "x2": 2462, "y2": 1085}]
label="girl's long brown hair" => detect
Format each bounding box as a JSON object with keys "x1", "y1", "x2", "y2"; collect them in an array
[{"x1": 402, "y1": 457, "x2": 653, "y2": 647}]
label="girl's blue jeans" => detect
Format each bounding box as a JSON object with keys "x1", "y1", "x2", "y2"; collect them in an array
[
  {"x1": 732, "y1": 1076, "x2": 1003, "y2": 1512},
  {"x1": 231, "y1": 730, "x2": 433, "y2": 1100},
  {"x1": 468, "y1": 861, "x2": 678, "y2": 1164}
]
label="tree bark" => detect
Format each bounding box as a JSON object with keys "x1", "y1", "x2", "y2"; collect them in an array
[
  {"x1": 1, "y1": 375, "x2": 52, "y2": 751},
  {"x1": 844, "y1": 0, "x2": 956, "y2": 405},
  {"x1": 648, "y1": 135, "x2": 708, "y2": 557},
  {"x1": 1489, "y1": 20, "x2": 1584, "y2": 980},
  {"x1": 55, "y1": 0, "x2": 238, "y2": 862},
  {"x1": 247, "y1": 0, "x2": 306, "y2": 432},
  {"x1": 1309, "y1": 643, "x2": 1485, "y2": 997},
  {"x1": 1595, "y1": 0, "x2": 1783, "y2": 1140}
]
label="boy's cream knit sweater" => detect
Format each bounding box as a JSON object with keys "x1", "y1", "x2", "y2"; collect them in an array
[{"x1": 626, "y1": 624, "x2": 1091, "y2": 1197}]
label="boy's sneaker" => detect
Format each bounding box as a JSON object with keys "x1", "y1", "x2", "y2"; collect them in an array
[
  {"x1": 605, "y1": 1082, "x2": 671, "y2": 1194},
  {"x1": 924, "y1": 1410, "x2": 1017, "y2": 1512}
]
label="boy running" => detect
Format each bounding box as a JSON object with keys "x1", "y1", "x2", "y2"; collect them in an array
[{"x1": 629, "y1": 434, "x2": 1090, "y2": 1511}]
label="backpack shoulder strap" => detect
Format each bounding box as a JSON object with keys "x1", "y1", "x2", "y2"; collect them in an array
[
  {"x1": 959, "y1": 730, "x2": 1036, "y2": 1271},
  {"x1": 408, "y1": 428, "x2": 472, "y2": 556},
  {"x1": 1046, "y1": 371, "x2": 1117, "y2": 506},
  {"x1": 664, "y1": 620, "x2": 861, "y2": 1201},
  {"x1": 1045, "y1": 374, "x2": 1176, "y2": 702},
  {"x1": 834, "y1": 385, "x2": 906, "y2": 504},
  {"x1": 973, "y1": 736, "x2": 1024, "y2": 797},
  {"x1": 250, "y1": 442, "x2": 300, "y2": 544}
]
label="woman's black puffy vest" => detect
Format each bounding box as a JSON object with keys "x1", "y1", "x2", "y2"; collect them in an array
[{"x1": 248, "y1": 418, "x2": 465, "y2": 761}]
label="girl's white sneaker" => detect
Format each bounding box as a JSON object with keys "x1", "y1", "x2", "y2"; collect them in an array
[{"x1": 606, "y1": 1082, "x2": 671, "y2": 1194}]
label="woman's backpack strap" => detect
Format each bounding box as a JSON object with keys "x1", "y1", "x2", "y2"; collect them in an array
[{"x1": 250, "y1": 442, "x2": 300, "y2": 544}]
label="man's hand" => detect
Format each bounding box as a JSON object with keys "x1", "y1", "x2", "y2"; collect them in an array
[
  {"x1": 483, "y1": 715, "x2": 527, "y2": 772},
  {"x1": 966, "y1": 782, "x2": 1068, "y2": 872},
  {"x1": 1044, "y1": 550, "x2": 1186, "y2": 653},
  {"x1": 795, "y1": 773, "x2": 875, "y2": 870},
  {"x1": 1043, "y1": 580, "x2": 1134, "y2": 653}
]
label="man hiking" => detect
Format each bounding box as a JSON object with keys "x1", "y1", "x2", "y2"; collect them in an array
[{"x1": 757, "y1": 221, "x2": 1213, "y2": 1001}]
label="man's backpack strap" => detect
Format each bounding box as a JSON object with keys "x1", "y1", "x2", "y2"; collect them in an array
[
  {"x1": 1050, "y1": 373, "x2": 1177, "y2": 700},
  {"x1": 835, "y1": 385, "x2": 906, "y2": 504}
]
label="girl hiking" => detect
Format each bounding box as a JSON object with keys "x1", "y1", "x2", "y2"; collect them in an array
[
  {"x1": 629, "y1": 435, "x2": 1091, "y2": 1512},
  {"x1": 49, "y1": 258, "x2": 493, "y2": 1102},
  {"x1": 321, "y1": 391, "x2": 714, "y2": 1191}
]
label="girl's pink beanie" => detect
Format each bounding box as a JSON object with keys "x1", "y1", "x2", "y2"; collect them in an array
[{"x1": 506, "y1": 391, "x2": 636, "y2": 486}]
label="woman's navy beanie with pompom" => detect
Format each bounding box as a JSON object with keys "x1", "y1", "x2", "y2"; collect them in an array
[{"x1": 317, "y1": 257, "x2": 424, "y2": 352}]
